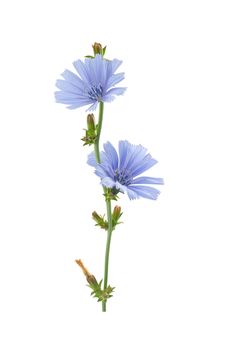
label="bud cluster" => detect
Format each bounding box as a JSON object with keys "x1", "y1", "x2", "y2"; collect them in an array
[
  {"x1": 85, "y1": 42, "x2": 107, "y2": 59},
  {"x1": 104, "y1": 187, "x2": 119, "y2": 201},
  {"x1": 89, "y1": 280, "x2": 115, "y2": 303},
  {"x1": 92, "y1": 206, "x2": 123, "y2": 231},
  {"x1": 75, "y1": 259, "x2": 114, "y2": 302},
  {"x1": 92, "y1": 211, "x2": 108, "y2": 230},
  {"x1": 81, "y1": 114, "x2": 97, "y2": 146}
]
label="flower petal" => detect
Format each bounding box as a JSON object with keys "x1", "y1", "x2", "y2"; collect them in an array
[
  {"x1": 111, "y1": 59, "x2": 123, "y2": 73},
  {"x1": 131, "y1": 155, "x2": 158, "y2": 177},
  {"x1": 106, "y1": 72, "x2": 125, "y2": 89},
  {"x1": 55, "y1": 90, "x2": 89, "y2": 101},
  {"x1": 106, "y1": 87, "x2": 127, "y2": 96},
  {"x1": 66, "y1": 101, "x2": 92, "y2": 109},
  {"x1": 73, "y1": 59, "x2": 92, "y2": 85},
  {"x1": 128, "y1": 185, "x2": 161, "y2": 200},
  {"x1": 86, "y1": 101, "x2": 98, "y2": 111},
  {"x1": 126, "y1": 187, "x2": 140, "y2": 200},
  {"x1": 55, "y1": 81, "x2": 88, "y2": 99},
  {"x1": 132, "y1": 176, "x2": 164, "y2": 185},
  {"x1": 124, "y1": 144, "x2": 147, "y2": 170},
  {"x1": 102, "y1": 95, "x2": 115, "y2": 103},
  {"x1": 61, "y1": 70, "x2": 86, "y2": 91},
  {"x1": 115, "y1": 181, "x2": 126, "y2": 192},
  {"x1": 94, "y1": 165, "x2": 108, "y2": 178},
  {"x1": 87, "y1": 152, "x2": 97, "y2": 167},
  {"x1": 85, "y1": 56, "x2": 100, "y2": 86},
  {"x1": 103, "y1": 142, "x2": 118, "y2": 170},
  {"x1": 101, "y1": 177, "x2": 116, "y2": 188},
  {"x1": 55, "y1": 93, "x2": 91, "y2": 109},
  {"x1": 118, "y1": 140, "x2": 131, "y2": 169}
]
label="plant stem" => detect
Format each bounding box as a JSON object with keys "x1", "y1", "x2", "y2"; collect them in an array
[
  {"x1": 93, "y1": 101, "x2": 113, "y2": 312},
  {"x1": 94, "y1": 101, "x2": 104, "y2": 163},
  {"x1": 102, "y1": 198, "x2": 112, "y2": 312}
]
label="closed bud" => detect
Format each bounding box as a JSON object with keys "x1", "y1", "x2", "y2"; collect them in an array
[
  {"x1": 92, "y1": 42, "x2": 103, "y2": 55},
  {"x1": 87, "y1": 113, "x2": 95, "y2": 132},
  {"x1": 112, "y1": 205, "x2": 123, "y2": 230},
  {"x1": 113, "y1": 205, "x2": 122, "y2": 221},
  {"x1": 92, "y1": 211, "x2": 101, "y2": 223},
  {"x1": 92, "y1": 211, "x2": 108, "y2": 230}
]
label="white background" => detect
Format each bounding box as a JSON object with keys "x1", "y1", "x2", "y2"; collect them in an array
[{"x1": 0, "y1": 0, "x2": 226, "y2": 349}]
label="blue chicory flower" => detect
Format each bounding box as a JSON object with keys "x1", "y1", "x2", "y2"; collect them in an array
[
  {"x1": 55, "y1": 54, "x2": 126, "y2": 111},
  {"x1": 88, "y1": 141, "x2": 164, "y2": 200}
]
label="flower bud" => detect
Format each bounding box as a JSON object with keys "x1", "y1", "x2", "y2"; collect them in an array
[
  {"x1": 92, "y1": 211, "x2": 108, "y2": 230},
  {"x1": 112, "y1": 205, "x2": 122, "y2": 221},
  {"x1": 92, "y1": 211, "x2": 101, "y2": 223},
  {"x1": 92, "y1": 42, "x2": 103, "y2": 55},
  {"x1": 87, "y1": 113, "x2": 95, "y2": 132},
  {"x1": 112, "y1": 205, "x2": 123, "y2": 230}
]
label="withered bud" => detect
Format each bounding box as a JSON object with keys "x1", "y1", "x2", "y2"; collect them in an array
[
  {"x1": 92, "y1": 42, "x2": 103, "y2": 55},
  {"x1": 86, "y1": 274, "x2": 98, "y2": 285},
  {"x1": 75, "y1": 259, "x2": 98, "y2": 285},
  {"x1": 75, "y1": 259, "x2": 90, "y2": 277}
]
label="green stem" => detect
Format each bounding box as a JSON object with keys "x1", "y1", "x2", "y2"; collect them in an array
[
  {"x1": 102, "y1": 198, "x2": 112, "y2": 312},
  {"x1": 94, "y1": 101, "x2": 104, "y2": 163},
  {"x1": 93, "y1": 102, "x2": 113, "y2": 312}
]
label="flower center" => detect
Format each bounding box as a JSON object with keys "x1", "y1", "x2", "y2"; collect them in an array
[
  {"x1": 88, "y1": 84, "x2": 103, "y2": 101},
  {"x1": 114, "y1": 168, "x2": 133, "y2": 186}
]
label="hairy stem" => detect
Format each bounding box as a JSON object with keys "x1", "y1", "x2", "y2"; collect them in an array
[
  {"x1": 94, "y1": 101, "x2": 104, "y2": 163},
  {"x1": 102, "y1": 198, "x2": 112, "y2": 312},
  {"x1": 93, "y1": 101, "x2": 113, "y2": 312}
]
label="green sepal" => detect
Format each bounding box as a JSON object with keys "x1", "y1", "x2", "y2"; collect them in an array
[
  {"x1": 85, "y1": 43, "x2": 107, "y2": 59},
  {"x1": 112, "y1": 206, "x2": 123, "y2": 230},
  {"x1": 92, "y1": 211, "x2": 108, "y2": 230},
  {"x1": 104, "y1": 188, "x2": 120, "y2": 201},
  {"x1": 92, "y1": 208, "x2": 123, "y2": 231},
  {"x1": 81, "y1": 129, "x2": 97, "y2": 146},
  {"x1": 102, "y1": 46, "x2": 107, "y2": 56},
  {"x1": 81, "y1": 114, "x2": 98, "y2": 146},
  {"x1": 88, "y1": 279, "x2": 115, "y2": 302}
]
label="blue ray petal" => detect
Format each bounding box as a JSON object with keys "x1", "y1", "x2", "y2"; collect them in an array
[
  {"x1": 106, "y1": 72, "x2": 125, "y2": 89},
  {"x1": 102, "y1": 95, "x2": 115, "y2": 102},
  {"x1": 106, "y1": 87, "x2": 127, "y2": 96},
  {"x1": 131, "y1": 156, "x2": 158, "y2": 177},
  {"x1": 111, "y1": 59, "x2": 123, "y2": 73},
  {"x1": 87, "y1": 152, "x2": 97, "y2": 167},
  {"x1": 132, "y1": 176, "x2": 164, "y2": 185},
  {"x1": 73, "y1": 59, "x2": 91, "y2": 85},
  {"x1": 66, "y1": 100, "x2": 92, "y2": 109},
  {"x1": 86, "y1": 101, "x2": 98, "y2": 111},
  {"x1": 101, "y1": 177, "x2": 116, "y2": 188},
  {"x1": 61, "y1": 70, "x2": 86, "y2": 91},
  {"x1": 128, "y1": 185, "x2": 161, "y2": 200},
  {"x1": 124, "y1": 144, "x2": 148, "y2": 170},
  {"x1": 103, "y1": 142, "x2": 119, "y2": 170},
  {"x1": 118, "y1": 140, "x2": 131, "y2": 169},
  {"x1": 126, "y1": 187, "x2": 140, "y2": 200}
]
